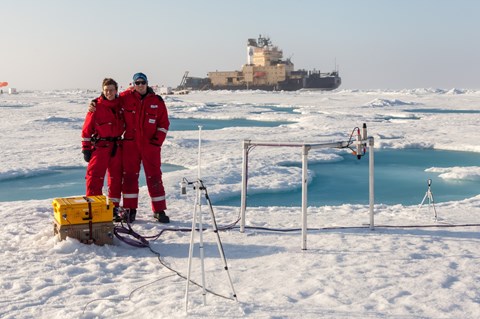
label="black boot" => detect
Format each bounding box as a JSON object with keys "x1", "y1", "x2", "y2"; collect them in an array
[
  {"x1": 128, "y1": 209, "x2": 137, "y2": 223},
  {"x1": 113, "y1": 207, "x2": 123, "y2": 222},
  {"x1": 153, "y1": 211, "x2": 170, "y2": 223}
]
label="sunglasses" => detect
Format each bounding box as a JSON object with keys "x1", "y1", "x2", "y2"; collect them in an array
[{"x1": 134, "y1": 80, "x2": 147, "y2": 85}]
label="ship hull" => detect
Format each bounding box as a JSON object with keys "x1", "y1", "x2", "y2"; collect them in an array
[{"x1": 185, "y1": 75, "x2": 341, "y2": 91}]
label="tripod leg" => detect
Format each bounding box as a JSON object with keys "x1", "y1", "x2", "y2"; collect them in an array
[
  {"x1": 197, "y1": 189, "x2": 207, "y2": 305},
  {"x1": 204, "y1": 188, "x2": 238, "y2": 301},
  {"x1": 429, "y1": 192, "x2": 438, "y2": 221},
  {"x1": 185, "y1": 188, "x2": 200, "y2": 310},
  {"x1": 418, "y1": 192, "x2": 429, "y2": 211}
]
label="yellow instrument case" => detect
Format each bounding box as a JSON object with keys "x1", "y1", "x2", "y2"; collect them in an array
[{"x1": 52, "y1": 195, "x2": 113, "y2": 225}]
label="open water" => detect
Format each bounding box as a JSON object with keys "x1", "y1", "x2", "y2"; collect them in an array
[
  {"x1": 1, "y1": 149, "x2": 479, "y2": 205},
  {"x1": 0, "y1": 164, "x2": 184, "y2": 202},
  {"x1": 170, "y1": 117, "x2": 293, "y2": 130},
  {"x1": 215, "y1": 149, "x2": 480, "y2": 207}
]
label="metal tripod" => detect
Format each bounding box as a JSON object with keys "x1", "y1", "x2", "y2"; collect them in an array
[
  {"x1": 418, "y1": 179, "x2": 438, "y2": 221},
  {"x1": 184, "y1": 126, "x2": 237, "y2": 310}
]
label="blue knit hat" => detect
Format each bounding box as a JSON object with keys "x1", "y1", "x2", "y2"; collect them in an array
[{"x1": 133, "y1": 72, "x2": 148, "y2": 82}]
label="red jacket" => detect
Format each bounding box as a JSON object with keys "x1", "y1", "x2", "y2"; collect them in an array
[
  {"x1": 81, "y1": 95, "x2": 124, "y2": 150},
  {"x1": 120, "y1": 88, "x2": 169, "y2": 147}
]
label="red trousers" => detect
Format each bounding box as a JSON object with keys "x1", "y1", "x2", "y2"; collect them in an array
[
  {"x1": 85, "y1": 142, "x2": 122, "y2": 206},
  {"x1": 122, "y1": 140, "x2": 167, "y2": 212}
]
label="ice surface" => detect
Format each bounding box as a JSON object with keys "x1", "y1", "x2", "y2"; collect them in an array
[{"x1": 0, "y1": 89, "x2": 479, "y2": 318}]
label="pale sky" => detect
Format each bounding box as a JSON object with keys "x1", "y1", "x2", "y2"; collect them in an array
[{"x1": 1, "y1": 0, "x2": 479, "y2": 90}]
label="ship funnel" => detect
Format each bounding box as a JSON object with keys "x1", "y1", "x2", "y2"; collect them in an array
[{"x1": 247, "y1": 46, "x2": 254, "y2": 65}]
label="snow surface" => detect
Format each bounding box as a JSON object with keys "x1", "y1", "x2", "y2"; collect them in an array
[{"x1": 0, "y1": 89, "x2": 479, "y2": 318}]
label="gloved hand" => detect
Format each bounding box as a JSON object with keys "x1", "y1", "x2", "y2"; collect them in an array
[
  {"x1": 82, "y1": 150, "x2": 92, "y2": 162},
  {"x1": 88, "y1": 100, "x2": 97, "y2": 112},
  {"x1": 150, "y1": 137, "x2": 161, "y2": 146}
]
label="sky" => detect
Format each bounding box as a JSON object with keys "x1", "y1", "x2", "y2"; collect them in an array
[{"x1": 1, "y1": 0, "x2": 480, "y2": 90}]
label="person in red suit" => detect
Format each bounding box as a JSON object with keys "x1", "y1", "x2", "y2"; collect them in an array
[
  {"x1": 82, "y1": 78, "x2": 124, "y2": 210},
  {"x1": 120, "y1": 72, "x2": 170, "y2": 223}
]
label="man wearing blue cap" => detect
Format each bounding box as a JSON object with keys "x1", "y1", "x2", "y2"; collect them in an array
[
  {"x1": 90, "y1": 72, "x2": 170, "y2": 223},
  {"x1": 120, "y1": 72, "x2": 170, "y2": 223}
]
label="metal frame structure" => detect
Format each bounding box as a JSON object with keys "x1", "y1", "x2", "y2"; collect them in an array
[{"x1": 240, "y1": 129, "x2": 375, "y2": 250}]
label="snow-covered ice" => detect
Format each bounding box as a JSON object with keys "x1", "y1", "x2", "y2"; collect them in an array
[{"x1": 0, "y1": 88, "x2": 479, "y2": 318}]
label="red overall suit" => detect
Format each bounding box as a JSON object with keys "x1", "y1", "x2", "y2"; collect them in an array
[
  {"x1": 81, "y1": 95, "x2": 124, "y2": 206},
  {"x1": 120, "y1": 88, "x2": 169, "y2": 213}
]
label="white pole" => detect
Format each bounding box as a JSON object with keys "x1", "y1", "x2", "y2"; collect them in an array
[
  {"x1": 240, "y1": 140, "x2": 249, "y2": 233},
  {"x1": 301, "y1": 145, "x2": 309, "y2": 250},
  {"x1": 197, "y1": 126, "x2": 207, "y2": 305},
  {"x1": 198, "y1": 126, "x2": 202, "y2": 179},
  {"x1": 368, "y1": 137, "x2": 375, "y2": 230},
  {"x1": 185, "y1": 190, "x2": 198, "y2": 311},
  {"x1": 198, "y1": 182, "x2": 207, "y2": 305}
]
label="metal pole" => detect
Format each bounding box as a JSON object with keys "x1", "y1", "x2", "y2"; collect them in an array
[
  {"x1": 301, "y1": 145, "x2": 309, "y2": 250},
  {"x1": 368, "y1": 137, "x2": 375, "y2": 230},
  {"x1": 185, "y1": 190, "x2": 198, "y2": 310},
  {"x1": 240, "y1": 140, "x2": 249, "y2": 233},
  {"x1": 198, "y1": 183, "x2": 207, "y2": 305},
  {"x1": 198, "y1": 126, "x2": 202, "y2": 179},
  {"x1": 197, "y1": 126, "x2": 207, "y2": 305}
]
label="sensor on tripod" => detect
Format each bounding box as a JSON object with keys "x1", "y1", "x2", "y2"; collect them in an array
[
  {"x1": 180, "y1": 180, "x2": 187, "y2": 195},
  {"x1": 418, "y1": 178, "x2": 437, "y2": 221}
]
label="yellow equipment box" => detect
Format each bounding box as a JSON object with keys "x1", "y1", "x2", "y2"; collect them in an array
[
  {"x1": 53, "y1": 219, "x2": 114, "y2": 245},
  {"x1": 52, "y1": 195, "x2": 113, "y2": 225}
]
